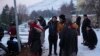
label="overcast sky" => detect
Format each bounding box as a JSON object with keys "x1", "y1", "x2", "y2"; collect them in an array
[
  {"x1": 0, "y1": 0, "x2": 74, "y2": 14},
  {"x1": 0, "y1": 0, "x2": 43, "y2": 13}
]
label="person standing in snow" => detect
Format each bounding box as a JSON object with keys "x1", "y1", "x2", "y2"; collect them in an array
[
  {"x1": 82, "y1": 14, "x2": 91, "y2": 46},
  {"x1": 57, "y1": 14, "x2": 66, "y2": 56},
  {"x1": 58, "y1": 14, "x2": 78, "y2": 56},
  {"x1": 76, "y1": 16, "x2": 81, "y2": 35},
  {"x1": 60, "y1": 22, "x2": 78, "y2": 56},
  {"x1": 37, "y1": 16, "x2": 46, "y2": 45},
  {"x1": 28, "y1": 19, "x2": 43, "y2": 56},
  {"x1": 44, "y1": 16, "x2": 58, "y2": 56}
]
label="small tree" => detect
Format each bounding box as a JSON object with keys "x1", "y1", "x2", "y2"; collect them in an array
[
  {"x1": 18, "y1": 4, "x2": 28, "y2": 22},
  {"x1": 9, "y1": 7, "x2": 15, "y2": 22},
  {"x1": 1, "y1": 5, "x2": 10, "y2": 30}
]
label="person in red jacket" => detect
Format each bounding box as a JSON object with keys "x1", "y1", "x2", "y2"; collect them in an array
[
  {"x1": 8, "y1": 22, "x2": 17, "y2": 40},
  {"x1": 28, "y1": 19, "x2": 43, "y2": 56}
]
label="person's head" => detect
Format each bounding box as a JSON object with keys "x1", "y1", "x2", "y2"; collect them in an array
[
  {"x1": 59, "y1": 14, "x2": 66, "y2": 23},
  {"x1": 83, "y1": 14, "x2": 88, "y2": 19},
  {"x1": 10, "y1": 22, "x2": 16, "y2": 27},
  {"x1": 38, "y1": 16, "x2": 44, "y2": 21},
  {"x1": 77, "y1": 16, "x2": 81, "y2": 19},
  {"x1": 52, "y1": 16, "x2": 57, "y2": 21},
  {"x1": 28, "y1": 19, "x2": 38, "y2": 25},
  {"x1": 33, "y1": 18, "x2": 38, "y2": 24}
]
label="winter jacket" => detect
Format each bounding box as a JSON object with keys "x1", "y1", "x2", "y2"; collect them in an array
[
  {"x1": 76, "y1": 17, "x2": 81, "y2": 27},
  {"x1": 38, "y1": 19, "x2": 46, "y2": 28},
  {"x1": 87, "y1": 28, "x2": 98, "y2": 46},
  {"x1": 7, "y1": 40, "x2": 19, "y2": 53},
  {"x1": 59, "y1": 23, "x2": 78, "y2": 56},
  {"x1": 57, "y1": 22, "x2": 65, "y2": 33},
  {"x1": 82, "y1": 18, "x2": 91, "y2": 42},
  {"x1": 28, "y1": 23, "x2": 42, "y2": 53},
  {"x1": 45, "y1": 20, "x2": 58, "y2": 37},
  {"x1": 82, "y1": 18, "x2": 91, "y2": 30},
  {"x1": 8, "y1": 26, "x2": 17, "y2": 37}
]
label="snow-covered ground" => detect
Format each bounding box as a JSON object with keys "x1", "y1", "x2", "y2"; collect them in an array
[
  {"x1": 1, "y1": 21, "x2": 100, "y2": 56},
  {"x1": 77, "y1": 29, "x2": 100, "y2": 56}
]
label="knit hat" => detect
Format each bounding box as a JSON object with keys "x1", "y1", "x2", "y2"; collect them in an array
[{"x1": 59, "y1": 14, "x2": 66, "y2": 21}]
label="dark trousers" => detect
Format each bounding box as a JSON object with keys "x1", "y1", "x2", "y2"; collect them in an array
[
  {"x1": 48, "y1": 35, "x2": 58, "y2": 54},
  {"x1": 59, "y1": 48, "x2": 62, "y2": 56},
  {"x1": 77, "y1": 27, "x2": 80, "y2": 35},
  {"x1": 82, "y1": 29, "x2": 88, "y2": 43}
]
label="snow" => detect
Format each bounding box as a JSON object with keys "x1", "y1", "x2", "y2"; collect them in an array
[
  {"x1": 1, "y1": 20, "x2": 100, "y2": 56},
  {"x1": 77, "y1": 29, "x2": 100, "y2": 56}
]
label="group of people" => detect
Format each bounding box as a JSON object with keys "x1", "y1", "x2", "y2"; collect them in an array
[
  {"x1": 28, "y1": 14, "x2": 79, "y2": 56},
  {"x1": 0, "y1": 14, "x2": 98, "y2": 56},
  {"x1": 28, "y1": 14, "x2": 98, "y2": 56}
]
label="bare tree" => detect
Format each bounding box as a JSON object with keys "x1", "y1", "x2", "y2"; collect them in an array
[{"x1": 17, "y1": 4, "x2": 28, "y2": 22}]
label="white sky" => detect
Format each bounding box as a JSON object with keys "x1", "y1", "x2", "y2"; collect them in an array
[
  {"x1": 0, "y1": 0, "x2": 74, "y2": 14},
  {"x1": 0, "y1": 0, "x2": 43, "y2": 13}
]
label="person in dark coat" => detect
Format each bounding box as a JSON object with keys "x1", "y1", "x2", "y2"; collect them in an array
[
  {"x1": 59, "y1": 20, "x2": 78, "y2": 56},
  {"x1": 86, "y1": 26, "x2": 98, "y2": 50},
  {"x1": 58, "y1": 14, "x2": 66, "y2": 56},
  {"x1": 45, "y1": 16, "x2": 58, "y2": 56},
  {"x1": 0, "y1": 26, "x2": 8, "y2": 56},
  {"x1": 38, "y1": 16, "x2": 46, "y2": 45},
  {"x1": 28, "y1": 19, "x2": 43, "y2": 56},
  {"x1": 38, "y1": 16, "x2": 46, "y2": 29},
  {"x1": 7, "y1": 37, "x2": 19, "y2": 56},
  {"x1": 82, "y1": 14, "x2": 91, "y2": 45},
  {"x1": 76, "y1": 16, "x2": 81, "y2": 35}
]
